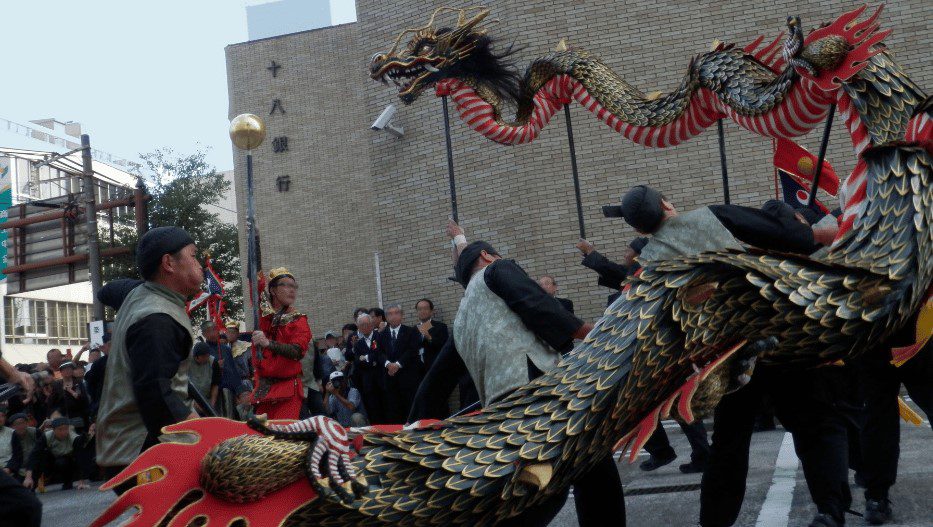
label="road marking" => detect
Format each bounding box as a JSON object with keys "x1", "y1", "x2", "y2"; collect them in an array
[{"x1": 755, "y1": 432, "x2": 798, "y2": 527}]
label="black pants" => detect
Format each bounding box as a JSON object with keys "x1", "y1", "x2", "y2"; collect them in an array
[
  {"x1": 498, "y1": 455, "x2": 626, "y2": 527},
  {"x1": 302, "y1": 388, "x2": 327, "y2": 418},
  {"x1": 36, "y1": 453, "x2": 78, "y2": 489},
  {"x1": 644, "y1": 420, "x2": 710, "y2": 463},
  {"x1": 700, "y1": 366, "x2": 852, "y2": 526},
  {"x1": 858, "y1": 342, "x2": 932, "y2": 501},
  {"x1": 0, "y1": 470, "x2": 41, "y2": 527}
]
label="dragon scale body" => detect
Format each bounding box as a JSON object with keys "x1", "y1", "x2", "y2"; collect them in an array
[{"x1": 92, "y1": 7, "x2": 931, "y2": 527}]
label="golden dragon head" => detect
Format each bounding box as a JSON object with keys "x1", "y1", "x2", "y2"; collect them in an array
[{"x1": 369, "y1": 6, "x2": 521, "y2": 105}]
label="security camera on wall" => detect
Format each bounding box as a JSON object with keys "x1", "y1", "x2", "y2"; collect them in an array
[{"x1": 371, "y1": 104, "x2": 404, "y2": 138}]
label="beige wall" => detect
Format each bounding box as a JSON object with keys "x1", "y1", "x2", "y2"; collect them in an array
[{"x1": 227, "y1": 1, "x2": 932, "y2": 336}]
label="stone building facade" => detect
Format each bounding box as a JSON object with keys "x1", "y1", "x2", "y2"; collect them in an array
[{"x1": 226, "y1": 0, "x2": 931, "y2": 336}]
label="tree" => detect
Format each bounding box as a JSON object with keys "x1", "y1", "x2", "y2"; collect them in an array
[{"x1": 102, "y1": 148, "x2": 242, "y2": 322}]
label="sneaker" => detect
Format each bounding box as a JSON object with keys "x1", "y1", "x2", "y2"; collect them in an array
[
  {"x1": 679, "y1": 460, "x2": 707, "y2": 474},
  {"x1": 808, "y1": 513, "x2": 842, "y2": 527},
  {"x1": 639, "y1": 453, "x2": 676, "y2": 471},
  {"x1": 865, "y1": 498, "x2": 892, "y2": 525}
]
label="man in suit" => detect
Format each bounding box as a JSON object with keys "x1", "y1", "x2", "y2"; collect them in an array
[
  {"x1": 351, "y1": 314, "x2": 384, "y2": 424},
  {"x1": 537, "y1": 275, "x2": 574, "y2": 314},
  {"x1": 414, "y1": 298, "x2": 452, "y2": 418},
  {"x1": 414, "y1": 298, "x2": 449, "y2": 371},
  {"x1": 378, "y1": 304, "x2": 423, "y2": 423}
]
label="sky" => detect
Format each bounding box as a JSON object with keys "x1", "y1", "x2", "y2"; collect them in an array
[{"x1": 0, "y1": 0, "x2": 356, "y2": 173}]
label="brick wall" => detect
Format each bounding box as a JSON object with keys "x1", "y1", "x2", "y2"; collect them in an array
[{"x1": 227, "y1": 1, "x2": 931, "y2": 335}]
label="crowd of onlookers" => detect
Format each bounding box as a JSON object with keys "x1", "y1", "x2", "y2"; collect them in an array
[
  {"x1": 299, "y1": 301, "x2": 477, "y2": 428},
  {"x1": 2, "y1": 346, "x2": 103, "y2": 492},
  {"x1": 0, "y1": 299, "x2": 478, "y2": 494}
]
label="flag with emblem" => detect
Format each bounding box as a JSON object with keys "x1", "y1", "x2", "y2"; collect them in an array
[
  {"x1": 186, "y1": 255, "x2": 226, "y2": 324},
  {"x1": 773, "y1": 138, "x2": 839, "y2": 213}
]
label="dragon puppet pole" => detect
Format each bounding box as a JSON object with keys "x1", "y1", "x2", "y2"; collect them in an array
[
  {"x1": 716, "y1": 119, "x2": 731, "y2": 204},
  {"x1": 229, "y1": 114, "x2": 266, "y2": 334},
  {"x1": 441, "y1": 96, "x2": 464, "y2": 274},
  {"x1": 441, "y1": 96, "x2": 460, "y2": 223},
  {"x1": 245, "y1": 154, "x2": 260, "y2": 331},
  {"x1": 563, "y1": 105, "x2": 587, "y2": 239},
  {"x1": 807, "y1": 103, "x2": 836, "y2": 208}
]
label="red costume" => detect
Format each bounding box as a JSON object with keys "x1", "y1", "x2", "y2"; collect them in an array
[{"x1": 252, "y1": 309, "x2": 312, "y2": 419}]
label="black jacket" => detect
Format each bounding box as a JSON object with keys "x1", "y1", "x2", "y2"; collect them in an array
[
  {"x1": 377, "y1": 325, "x2": 423, "y2": 387},
  {"x1": 417, "y1": 320, "x2": 449, "y2": 372}
]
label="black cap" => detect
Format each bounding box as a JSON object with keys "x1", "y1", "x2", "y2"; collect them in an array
[
  {"x1": 98, "y1": 278, "x2": 144, "y2": 311},
  {"x1": 603, "y1": 185, "x2": 665, "y2": 234},
  {"x1": 51, "y1": 417, "x2": 71, "y2": 428},
  {"x1": 135, "y1": 226, "x2": 195, "y2": 280},
  {"x1": 193, "y1": 346, "x2": 210, "y2": 357},
  {"x1": 455, "y1": 241, "x2": 499, "y2": 288},
  {"x1": 9, "y1": 412, "x2": 27, "y2": 424},
  {"x1": 58, "y1": 361, "x2": 75, "y2": 371}
]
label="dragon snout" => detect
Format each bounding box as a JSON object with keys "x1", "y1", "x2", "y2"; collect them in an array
[{"x1": 370, "y1": 52, "x2": 389, "y2": 78}]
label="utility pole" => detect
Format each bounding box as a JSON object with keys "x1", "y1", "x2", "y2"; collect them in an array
[{"x1": 81, "y1": 134, "x2": 104, "y2": 320}]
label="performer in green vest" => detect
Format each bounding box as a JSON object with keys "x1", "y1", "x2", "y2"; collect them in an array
[
  {"x1": 96, "y1": 226, "x2": 205, "y2": 488},
  {"x1": 409, "y1": 222, "x2": 624, "y2": 527}
]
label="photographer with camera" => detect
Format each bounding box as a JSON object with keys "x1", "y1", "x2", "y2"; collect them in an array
[
  {"x1": 0, "y1": 354, "x2": 42, "y2": 526},
  {"x1": 323, "y1": 371, "x2": 367, "y2": 428}
]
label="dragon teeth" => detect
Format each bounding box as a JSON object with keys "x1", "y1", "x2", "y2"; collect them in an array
[{"x1": 425, "y1": 64, "x2": 439, "y2": 72}]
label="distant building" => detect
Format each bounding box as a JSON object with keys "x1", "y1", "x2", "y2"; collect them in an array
[
  {"x1": 246, "y1": 0, "x2": 331, "y2": 40},
  {"x1": 0, "y1": 117, "x2": 138, "y2": 364}
]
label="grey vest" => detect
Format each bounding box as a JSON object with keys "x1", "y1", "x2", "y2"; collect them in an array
[
  {"x1": 44, "y1": 429, "x2": 78, "y2": 458},
  {"x1": 189, "y1": 355, "x2": 215, "y2": 401},
  {"x1": 0, "y1": 427, "x2": 12, "y2": 467},
  {"x1": 97, "y1": 282, "x2": 194, "y2": 467},
  {"x1": 453, "y1": 266, "x2": 561, "y2": 405},
  {"x1": 639, "y1": 207, "x2": 743, "y2": 263}
]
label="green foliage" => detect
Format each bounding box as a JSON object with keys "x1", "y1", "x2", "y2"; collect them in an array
[{"x1": 101, "y1": 148, "x2": 241, "y2": 322}]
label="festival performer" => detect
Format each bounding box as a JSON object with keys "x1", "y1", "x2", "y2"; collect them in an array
[
  {"x1": 96, "y1": 227, "x2": 203, "y2": 485},
  {"x1": 606, "y1": 187, "x2": 854, "y2": 527},
  {"x1": 251, "y1": 267, "x2": 312, "y2": 420},
  {"x1": 408, "y1": 220, "x2": 625, "y2": 527}
]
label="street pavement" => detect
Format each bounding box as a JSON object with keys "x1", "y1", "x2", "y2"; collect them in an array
[{"x1": 40, "y1": 414, "x2": 931, "y2": 526}]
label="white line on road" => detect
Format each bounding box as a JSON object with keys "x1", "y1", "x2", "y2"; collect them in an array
[{"x1": 755, "y1": 432, "x2": 798, "y2": 527}]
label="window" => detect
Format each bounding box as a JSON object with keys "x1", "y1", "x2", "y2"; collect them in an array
[{"x1": 3, "y1": 297, "x2": 92, "y2": 346}]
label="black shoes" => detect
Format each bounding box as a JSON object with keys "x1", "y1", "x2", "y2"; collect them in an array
[
  {"x1": 865, "y1": 498, "x2": 892, "y2": 525},
  {"x1": 808, "y1": 513, "x2": 843, "y2": 527},
  {"x1": 639, "y1": 452, "x2": 676, "y2": 471},
  {"x1": 678, "y1": 460, "x2": 707, "y2": 474}
]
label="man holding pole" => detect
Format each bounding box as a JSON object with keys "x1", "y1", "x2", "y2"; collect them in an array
[{"x1": 409, "y1": 220, "x2": 626, "y2": 527}]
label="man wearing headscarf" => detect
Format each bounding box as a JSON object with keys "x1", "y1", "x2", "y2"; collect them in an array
[
  {"x1": 96, "y1": 227, "x2": 204, "y2": 484},
  {"x1": 408, "y1": 220, "x2": 624, "y2": 527}
]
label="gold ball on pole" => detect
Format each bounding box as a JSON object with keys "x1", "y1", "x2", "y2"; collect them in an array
[{"x1": 229, "y1": 113, "x2": 267, "y2": 150}]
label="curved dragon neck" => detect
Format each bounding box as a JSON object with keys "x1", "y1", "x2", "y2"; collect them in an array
[{"x1": 437, "y1": 46, "x2": 831, "y2": 147}]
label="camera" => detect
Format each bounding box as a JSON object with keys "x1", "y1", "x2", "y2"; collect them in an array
[
  {"x1": 371, "y1": 104, "x2": 397, "y2": 130},
  {"x1": 371, "y1": 105, "x2": 404, "y2": 138}
]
